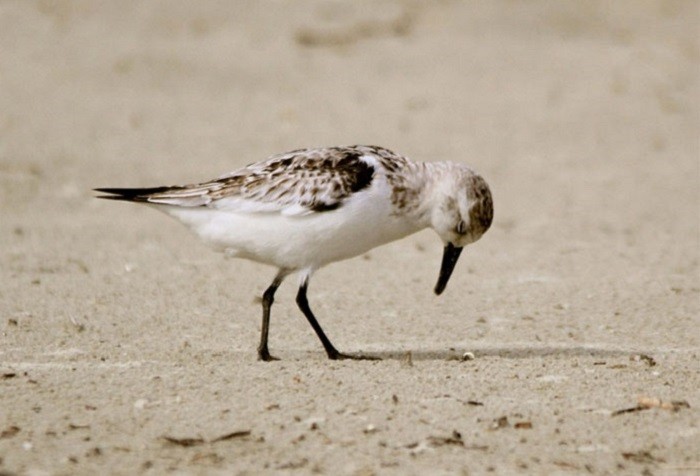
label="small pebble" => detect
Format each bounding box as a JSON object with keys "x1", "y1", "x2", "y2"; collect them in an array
[{"x1": 133, "y1": 399, "x2": 149, "y2": 410}]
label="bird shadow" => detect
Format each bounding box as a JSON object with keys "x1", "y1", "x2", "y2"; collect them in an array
[{"x1": 365, "y1": 345, "x2": 649, "y2": 362}]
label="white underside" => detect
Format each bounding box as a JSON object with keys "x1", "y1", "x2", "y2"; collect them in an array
[{"x1": 154, "y1": 179, "x2": 425, "y2": 273}]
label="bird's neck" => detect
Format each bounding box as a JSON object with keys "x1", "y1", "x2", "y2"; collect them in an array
[{"x1": 392, "y1": 160, "x2": 449, "y2": 229}]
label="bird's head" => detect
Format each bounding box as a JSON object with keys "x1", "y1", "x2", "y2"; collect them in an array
[{"x1": 429, "y1": 166, "x2": 493, "y2": 295}]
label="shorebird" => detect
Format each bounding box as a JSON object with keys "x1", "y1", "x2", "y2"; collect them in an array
[{"x1": 95, "y1": 145, "x2": 493, "y2": 361}]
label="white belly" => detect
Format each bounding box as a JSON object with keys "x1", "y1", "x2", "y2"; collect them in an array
[{"x1": 158, "y1": 191, "x2": 424, "y2": 271}]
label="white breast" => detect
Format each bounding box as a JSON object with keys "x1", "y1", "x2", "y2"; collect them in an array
[{"x1": 156, "y1": 175, "x2": 424, "y2": 271}]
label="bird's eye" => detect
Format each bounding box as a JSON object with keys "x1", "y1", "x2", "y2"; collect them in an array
[{"x1": 456, "y1": 220, "x2": 467, "y2": 235}]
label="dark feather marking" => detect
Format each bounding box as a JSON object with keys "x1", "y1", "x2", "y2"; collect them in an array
[
  {"x1": 336, "y1": 151, "x2": 374, "y2": 193},
  {"x1": 273, "y1": 157, "x2": 294, "y2": 169},
  {"x1": 310, "y1": 202, "x2": 341, "y2": 212}
]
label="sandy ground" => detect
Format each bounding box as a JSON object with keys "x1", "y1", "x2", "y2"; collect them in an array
[{"x1": 1, "y1": 1, "x2": 699, "y2": 474}]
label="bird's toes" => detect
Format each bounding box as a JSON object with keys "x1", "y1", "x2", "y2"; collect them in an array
[
  {"x1": 329, "y1": 351, "x2": 380, "y2": 361},
  {"x1": 258, "y1": 351, "x2": 280, "y2": 362}
]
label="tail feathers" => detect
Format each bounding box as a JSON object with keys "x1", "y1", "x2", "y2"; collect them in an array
[{"x1": 94, "y1": 186, "x2": 182, "y2": 202}]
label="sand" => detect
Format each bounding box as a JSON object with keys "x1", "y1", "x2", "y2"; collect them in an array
[{"x1": 1, "y1": 1, "x2": 699, "y2": 474}]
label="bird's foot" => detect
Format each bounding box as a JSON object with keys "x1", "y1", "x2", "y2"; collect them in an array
[
  {"x1": 327, "y1": 350, "x2": 380, "y2": 361},
  {"x1": 257, "y1": 348, "x2": 280, "y2": 362}
]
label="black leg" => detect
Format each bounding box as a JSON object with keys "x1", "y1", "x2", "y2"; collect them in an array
[
  {"x1": 257, "y1": 271, "x2": 287, "y2": 361},
  {"x1": 295, "y1": 278, "x2": 379, "y2": 361}
]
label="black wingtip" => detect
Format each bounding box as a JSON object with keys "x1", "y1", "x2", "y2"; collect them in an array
[
  {"x1": 93, "y1": 186, "x2": 174, "y2": 202},
  {"x1": 94, "y1": 188, "x2": 142, "y2": 202}
]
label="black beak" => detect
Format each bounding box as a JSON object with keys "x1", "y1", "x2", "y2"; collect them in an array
[{"x1": 434, "y1": 243, "x2": 464, "y2": 295}]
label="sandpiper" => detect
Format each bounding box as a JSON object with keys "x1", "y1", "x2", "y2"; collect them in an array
[{"x1": 96, "y1": 145, "x2": 493, "y2": 361}]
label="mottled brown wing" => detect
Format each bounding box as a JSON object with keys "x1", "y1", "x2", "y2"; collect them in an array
[
  {"x1": 209, "y1": 147, "x2": 377, "y2": 213},
  {"x1": 97, "y1": 147, "x2": 380, "y2": 215}
]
